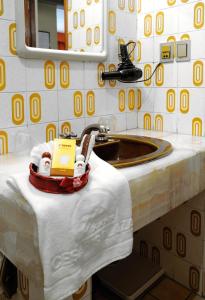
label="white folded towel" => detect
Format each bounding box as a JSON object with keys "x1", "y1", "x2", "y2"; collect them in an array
[{"x1": 7, "y1": 151, "x2": 133, "y2": 300}]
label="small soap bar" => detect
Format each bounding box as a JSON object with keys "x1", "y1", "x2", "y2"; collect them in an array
[{"x1": 51, "y1": 139, "x2": 76, "y2": 177}]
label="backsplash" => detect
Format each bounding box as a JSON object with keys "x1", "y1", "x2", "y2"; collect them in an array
[
  {"x1": 1, "y1": 0, "x2": 205, "y2": 155},
  {"x1": 137, "y1": 0, "x2": 205, "y2": 136},
  {"x1": 0, "y1": 0, "x2": 138, "y2": 155}
]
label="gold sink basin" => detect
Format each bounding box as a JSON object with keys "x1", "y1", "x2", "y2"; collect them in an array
[{"x1": 93, "y1": 134, "x2": 173, "y2": 168}]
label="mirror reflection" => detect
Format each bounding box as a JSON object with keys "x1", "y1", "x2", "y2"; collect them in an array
[{"x1": 24, "y1": 0, "x2": 103, "y2": 53}]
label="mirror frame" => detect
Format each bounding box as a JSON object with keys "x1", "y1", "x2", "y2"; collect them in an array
[{"x1": 15, "y1": 0, "x2": 108, "y2": 61}]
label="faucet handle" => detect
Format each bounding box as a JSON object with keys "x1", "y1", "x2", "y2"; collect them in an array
[
  {"x1": 99, "y1": 125, "x2": 110, "y2": 134},
  {"x1": 95, "y1": 125, "x2": 110, "y2": 143},
  {"x1": 59, "y1": 132, "x2": 78, "y2": 139}
]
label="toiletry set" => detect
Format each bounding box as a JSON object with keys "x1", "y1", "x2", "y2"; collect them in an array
[
  {"x1": 38, "y1": 134, "x2": 95, "y2": 178},
  {"x1": 29, "y1": 134, "x2": 95, "y2": 194}
]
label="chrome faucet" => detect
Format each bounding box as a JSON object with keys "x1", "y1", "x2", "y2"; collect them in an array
[
  {"x1": 80, "y1": 124, "x2": 110, "y2": 142},
  {"x1": 59, "y1": 132, "x2": 77, "y2": 139}
]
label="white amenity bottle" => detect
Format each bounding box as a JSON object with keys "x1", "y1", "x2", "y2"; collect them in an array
[
  {"x1": 38, "y1": 152, "x2": 52, "y2": 177},
  {"x1": 74, "y1": 154, "x2": 86, "y2": 177}
]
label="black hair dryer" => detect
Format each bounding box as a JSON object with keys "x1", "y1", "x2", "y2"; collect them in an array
[{"x1": 101, "y1": 43, "x2": 143, "y2": 83}]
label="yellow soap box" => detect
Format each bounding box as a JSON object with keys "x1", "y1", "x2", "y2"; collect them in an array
[{"x1": 51, "y1": 139, "x2": 76, "y2": 177}]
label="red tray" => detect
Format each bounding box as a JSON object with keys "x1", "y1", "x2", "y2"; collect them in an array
[{"x1": 29, "y1": 163, "x2": 90, "y2": 194}]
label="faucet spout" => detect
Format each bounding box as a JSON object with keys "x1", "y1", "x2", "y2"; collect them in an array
[{"x1": 80, "y1": 124, "x2": 109, "y2": 142}]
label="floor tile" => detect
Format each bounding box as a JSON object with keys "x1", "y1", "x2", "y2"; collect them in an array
[{"x1": 149, "y1": 277, "x2": 191, "y2": 300}]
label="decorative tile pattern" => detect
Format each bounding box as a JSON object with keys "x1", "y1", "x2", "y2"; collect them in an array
[
  {"x1": 163, "y1": 227, "x2": 172, "y2": 251},
  {"x1": 133, "y1": 179, "x2": 205, "y2": 295},
  {"x1": 0, "y1": 0, "x2": 205, "y2": 154},
  {"x1": 152, "y1": 246, "x2": 161, "y2": 266},
  {"x1": 137, "y1": 0, "x2": 205, "y2": 136},
  {"x1": 176, "y1": 233, "x2": 186, "y2": 258},
  {"x1": 68, "y1": 1, "x2": 103, "y2": 52},
  {"x1": 0, "y1": 0, "x2": 138, "y2": 155},
  {"x1": 190, "y1": 210, "x2": 201, "y2": 237},
  {"x1": 189, "y1": 267, "x2": 200, "y2": 292}
]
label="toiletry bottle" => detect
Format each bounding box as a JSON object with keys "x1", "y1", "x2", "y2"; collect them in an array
[
  {"x1": 75, "y1": 146, "x2": 82, "y2": 159},
  {"x1": 74, "y1": 154, "x2": 86, "y2": 177},
  {"x1": 38, "y1": 152, "x2": 52, "y2": 177}
]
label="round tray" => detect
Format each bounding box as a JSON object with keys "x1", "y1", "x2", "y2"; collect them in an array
[{"x1": 29, "y1": 163, "x2": 90, "y2": 194}]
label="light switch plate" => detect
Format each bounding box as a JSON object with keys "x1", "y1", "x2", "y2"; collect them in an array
[
  {"x1": 160, "y1": 42, "x2": 174, "y2": 63},
  {"x1": 176, "y1": 40, "x2": 191, "y2": 62}
]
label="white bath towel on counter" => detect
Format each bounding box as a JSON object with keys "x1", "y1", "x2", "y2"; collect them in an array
[{"x1": 7, "y1": 152, "x2": 133, "y2": 300}]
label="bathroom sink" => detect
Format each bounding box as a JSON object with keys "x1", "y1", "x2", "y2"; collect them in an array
[{"x1": 93, "y1": 134, "x2": 173, "y2": 168}]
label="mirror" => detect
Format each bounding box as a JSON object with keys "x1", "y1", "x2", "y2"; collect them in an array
[
  {"x1": 24, "y1": 0, "x2": 67, "y2": 50},
  {"x1": 16, "y1": 0, "x2": 107, "y2": 61}
]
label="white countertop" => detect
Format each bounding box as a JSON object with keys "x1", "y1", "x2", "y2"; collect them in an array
[
  {"x1": 119, "y1": 129, "x2": 205, "y2": 231},
  {"x1": 0, "y1": 129, "x2": 205, "y2": 281}
]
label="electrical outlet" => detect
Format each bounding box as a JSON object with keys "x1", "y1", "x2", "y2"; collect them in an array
[
  {"x1": 160, "y1": 42, "x2": 174, "y2": 63},
  {"x1": 161, "y1": 46, "x2": 171, "y2": 59}
]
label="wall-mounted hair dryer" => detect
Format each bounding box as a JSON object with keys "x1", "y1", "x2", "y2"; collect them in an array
[
  {"x1": 102, "y1": 42, "x2": 161, "y2": 84},
  {"x1": 102, "y1": 42, "x2": 143, "y2": 83}
]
